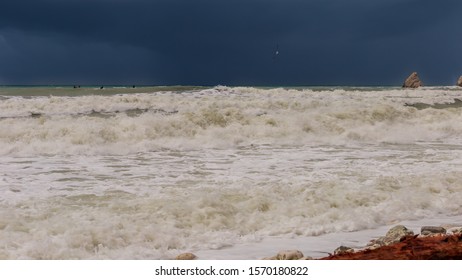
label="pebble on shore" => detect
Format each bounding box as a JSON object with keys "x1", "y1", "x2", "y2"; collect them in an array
[
  {"x1": 175, "y1": 252, "x2": 197, "y2": 260},
  {"x1": 262, "y1": 250, "x2": 305, "y2": 260}
]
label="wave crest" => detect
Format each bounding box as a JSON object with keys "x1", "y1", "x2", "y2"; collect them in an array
[{"x1": 1, "y1": 87, "x2": 462, "y2": 155}]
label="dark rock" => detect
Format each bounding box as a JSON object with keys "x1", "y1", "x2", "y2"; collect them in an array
[
  {"x1": 403, "y1": 72, "x2": 422, "y2": 88},
  {"x1": 334, "y1": 246, "x2": 354, "y2": 255},
  {"x1": 421, "y1": 226, "x2": 446, "y2": 236},
  {"x1": 457, "y1": 76, "x2": 462, "y2": 87}
]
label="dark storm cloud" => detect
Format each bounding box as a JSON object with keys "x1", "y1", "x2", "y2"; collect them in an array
[{"x1": 1, "y1": 0, "x2": 461, "y2": 85}]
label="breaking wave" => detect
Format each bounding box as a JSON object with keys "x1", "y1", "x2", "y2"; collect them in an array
[{"x1": 1, "y1": 86, "x2": 462, "y2": 155}]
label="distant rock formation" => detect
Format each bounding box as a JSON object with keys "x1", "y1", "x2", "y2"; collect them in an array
[
  {"x1": 403, "y1": 72, "x2": 422, "y2": 88},
  {"x1": 457, "y1": 76, "x2": 462, "y2": 87}
]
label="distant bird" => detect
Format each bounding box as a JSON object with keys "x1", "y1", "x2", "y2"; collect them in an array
[{"x1": 273, "y1": 44, "x2": 280, "y2": 62}]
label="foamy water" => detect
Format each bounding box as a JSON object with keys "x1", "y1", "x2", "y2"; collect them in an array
[{"x1": 1, "y1": 86, "x2": 462, "y2": 259}]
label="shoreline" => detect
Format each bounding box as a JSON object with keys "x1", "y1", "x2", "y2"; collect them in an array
[
  {"x1": 189, "y1": 214, "x2": 462, "y2": 260},
  {"x1": 322, "y1": 226, "x2": 462, "y2": 260}
]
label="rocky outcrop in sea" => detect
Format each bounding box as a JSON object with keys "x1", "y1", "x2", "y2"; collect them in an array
[
  {"x1": 403, "y1": 72, "x2": 423, "y2": 88},
  {"x1": 457, "y1": 76, "x2": 462, "y2": 87}
]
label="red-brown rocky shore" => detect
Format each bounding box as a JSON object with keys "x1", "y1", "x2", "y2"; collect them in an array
[
  {"x1": 174, "y1": 224, "x2": 462, "y2": 260},
  {"x1": 321, "y1": 224, "x2": 462, "y2": 260},
  {"x1": 323, "y1": 232, "x2": 462, "y2": 260},
  {"x1": 269, "y1": 224, "x2": 462, "y2": 260}
]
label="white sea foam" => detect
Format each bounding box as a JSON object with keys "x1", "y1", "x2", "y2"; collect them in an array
[
  {"x1": 1, "y1": 87, "x2": 462, "y2": 156},
  {"x1": 1, "y1": 86, "x2": 462, "y2": 259}
]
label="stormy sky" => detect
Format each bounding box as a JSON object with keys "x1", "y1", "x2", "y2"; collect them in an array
[{"x1": 1, "y1": 0, "x2": 461, "y2": 86}]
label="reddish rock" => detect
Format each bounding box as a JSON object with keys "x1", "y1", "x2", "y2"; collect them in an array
[
  {"x1": 321, "y1": 233, "x2": 462, "y2": 260},
  {"x1": 403, "y1": 72, "x2": 422, "y2": 88}
]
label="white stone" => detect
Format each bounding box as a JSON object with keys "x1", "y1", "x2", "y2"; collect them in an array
[{"x1": 276, "y1": 250, "x2": 304, "y2": 260}]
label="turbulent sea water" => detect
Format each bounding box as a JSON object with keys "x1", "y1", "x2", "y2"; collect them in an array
[{"x1": 1, "y1": 85, "x2": 462, "y2": 259}]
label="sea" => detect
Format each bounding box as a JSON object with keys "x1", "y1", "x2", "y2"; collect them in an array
[{"x1": 1, "y1": 85, "x2": 462, "y2": 259}]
